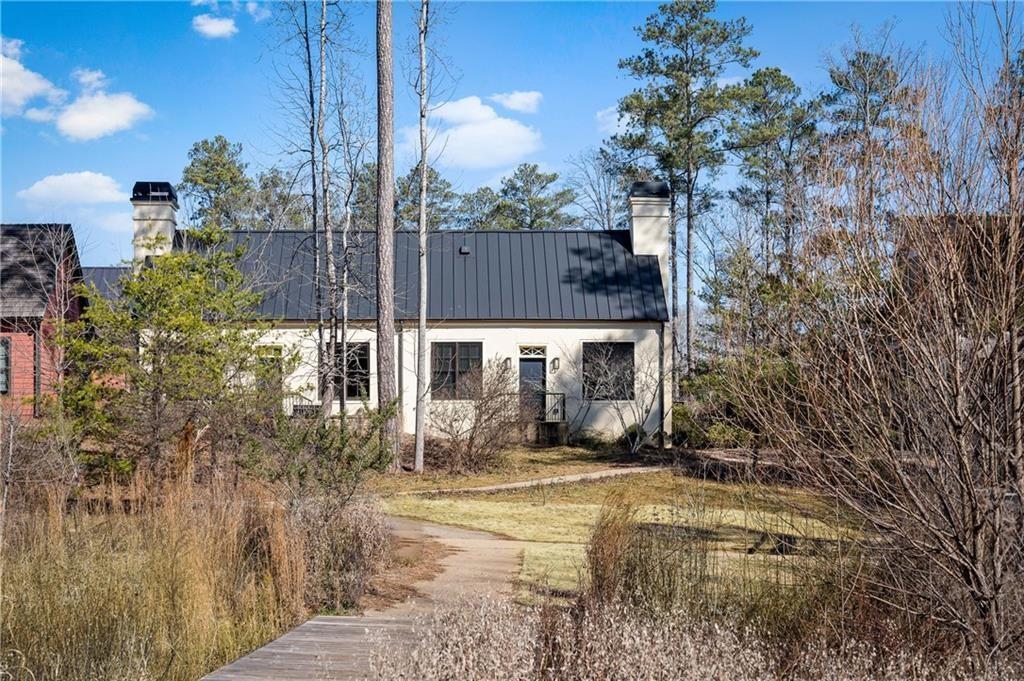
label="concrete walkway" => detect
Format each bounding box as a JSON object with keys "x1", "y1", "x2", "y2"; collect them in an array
[
  {"x1": 202, "y1": 466, "x2": 669, "y2": 680},
  {"x1": 202, "y1": 517, "x2": 524, "y2": 681},
  {"x1": 394, "y1": 464, "x2": 666, "y2": 496}
]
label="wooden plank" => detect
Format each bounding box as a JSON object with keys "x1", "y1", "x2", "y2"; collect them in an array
[{"x1": 203, "y1": 614, "x2": 413, "y2": 681}]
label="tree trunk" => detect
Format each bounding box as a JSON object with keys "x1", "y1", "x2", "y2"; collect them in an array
[
  {"x1": 413, "y1": 0, "x2": 430, "y2": 474},
  {"x1": 301, "y1": 2, "x2": 324, "y2": 404},
  {"x1": 376, "y1": 0, "x2": 400, "y2": 468},
  {"x1": 340, "y1": 205, "x2": 350, "y2": 414},
  {"x1": 318, "y1": 0, "x2": 337, "y2": 422},
  {"x1": 684, "y1": 165, "x2": 694, "y2": 379}
]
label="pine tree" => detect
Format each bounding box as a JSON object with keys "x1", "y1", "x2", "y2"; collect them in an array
[
  {"x1": 492, "y1": 163, "x2": 577, "y2": 230},
  {"x1": 617, "y1": 0, "x2": 757, "y2": 383}
]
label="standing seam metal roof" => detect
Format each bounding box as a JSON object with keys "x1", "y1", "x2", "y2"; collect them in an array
[{"x1": 213, "y1": 229, "x2": 668, "y2": 323}]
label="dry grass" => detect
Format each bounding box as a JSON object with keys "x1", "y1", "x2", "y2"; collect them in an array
[
  {"x1": 372, "y1": 598, "x2": 1003, "y2": 680},
  {"x1": 365, "y1": 445, "x2": 627, "y2": 495},
  {"x1": 383, "y1": 469, "x2": 848, "y2": 598},
  {"x1": 1, "y1": 482, "x2": 389, "y2": 681}
]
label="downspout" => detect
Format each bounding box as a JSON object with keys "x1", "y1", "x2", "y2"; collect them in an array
[
  {"x1": 658, "y1": 321, "x2": 666, "y2": 449},
  {"x1": 397, "y1": 324, "x2": 404, "y2": 429}
]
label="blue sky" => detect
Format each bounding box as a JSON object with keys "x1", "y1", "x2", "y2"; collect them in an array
[{"x1": 2, "y1": 1, "x2": 958, "y2": 266}]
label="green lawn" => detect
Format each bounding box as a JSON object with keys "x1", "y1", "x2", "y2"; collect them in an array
[{"x1": 381, "y1": 469, "x2": 851, "y2": 599}]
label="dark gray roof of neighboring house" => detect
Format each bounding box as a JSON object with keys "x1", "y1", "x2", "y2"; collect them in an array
[
  {"x1": 0, "y1": 223, "x2": 80, "y2": 318},
  {"x1": 206, "y1": 229, "x2": 669, "y2": 323},
  {"x1": 82, "y1": 266, "x2": 129, "y2": 302}
]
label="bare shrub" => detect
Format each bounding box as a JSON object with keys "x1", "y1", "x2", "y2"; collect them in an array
[
  {"x1": 567, "y1": 344, "x2": 666, "y2": 453},
  {"x1": 372, "y1": 602, "x2": 770, "y2": 679},
  {"x1": 372, "y1": 597, "x2": 1017, "y2": 681},
  {"x1": 371, "y1": 599, "x2": 538, "y2": 681},
  {"x1": 584, "y1": 495, "x2": 717, "y2": 615},
  {"x1": 427, "y1": 359, "x2": 524, "y2": 472},
  {"x1": 295, "y1": 498, "x2": 390, "y2": 612}
]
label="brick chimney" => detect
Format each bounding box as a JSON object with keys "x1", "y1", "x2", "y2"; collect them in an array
[{"x1": 131, "y1": 181, "x2": 178, "y2": 265}]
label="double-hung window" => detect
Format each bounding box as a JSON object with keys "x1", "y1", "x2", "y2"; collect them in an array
[
  {"x1": 582, "y1": 342, "x2": 635, "y2": 400},
  {"x1": 342, "y1": 343, "x2": 371, "y2": 399},
  {"x1": 431, "y1": 342, "x2": 482, "y2": 399},
  {"x1": 318, "y1": 342, "x2": 371, "y2": 400}
]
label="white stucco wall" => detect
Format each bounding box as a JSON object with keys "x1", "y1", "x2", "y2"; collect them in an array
[{"x1": 256, "y1": 320, "x2": 672, "y2": 444}]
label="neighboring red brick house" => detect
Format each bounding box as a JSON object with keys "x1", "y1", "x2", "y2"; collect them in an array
[{"x1": 0, "y1": 224, "x2": 87, "y2": 419}]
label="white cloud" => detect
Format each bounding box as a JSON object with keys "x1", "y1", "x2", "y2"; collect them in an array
[
  {"x1": 57, "y1": 91, "x2": 153, "y2": 141},
  {"x1": 596, "y1": 105, "x2": 628, "y2": 136},
  {"x1": 489, "y1": 90, "x2": 542, "y2": 114},
  {"x1": 2, "y1": 36, "x2": 24, "y2": 59},
  {"x1": 17, "y1": 171, "x2": 128, "y2": 205},
  {"x1": 0, "y1": 38, "x2": 151, "y2": 141},
  {"x1": 433, "y1": 96, "x2": 497, "y2": 125},
  {"x1": 193, "y1": 13, "x2": 238, "y2": 38},
  {"x1": 72, "y1": 67, "x2": 108, "y2": 93},
  {"x1": 0, "y1": 41, "x2": 67, "y2": 117},
  {"x1": 246, "y1": 2, "x2": 271, "y2": 22},
  {"x1": 716, "y1": 75, "x2": 743, "y2": 89},
  {"x1": 24, "y1": 106, "x2": 58, "y2": 122},
  {"x1": 415, "y1": 95, "x2": 541, "y2": 169}
]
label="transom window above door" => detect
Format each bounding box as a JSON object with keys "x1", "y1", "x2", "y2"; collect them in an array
[{"x1": 519, "y1": 345, "x2": 546, "y2": 357}]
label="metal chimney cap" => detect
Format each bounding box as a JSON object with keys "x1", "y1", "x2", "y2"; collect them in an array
[
  {"x1": 628, "y1": 181, "x2": 671, "y2": 199},
  {"x1": 131, "y1": 181, "x2": 178, "y2": 204}
]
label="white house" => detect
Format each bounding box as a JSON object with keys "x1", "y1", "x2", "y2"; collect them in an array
[{"x1": 95, "y1": 180, "x2": 673, "y2": 445}]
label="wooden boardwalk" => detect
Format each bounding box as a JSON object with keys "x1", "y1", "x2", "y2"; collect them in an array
[
  {"x1": 203, "y1": 615, "x2": 412, "y2": 680},
  {"x1": 203, "y1": 517, "x2": 523, "y2": 681}
]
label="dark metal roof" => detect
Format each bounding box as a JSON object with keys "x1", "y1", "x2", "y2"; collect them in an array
[
  {"x1": 205, "y1": 229, "x2": 668, "y2": 323},
  {"x1": 0, "y1": 224, "x2": 80, "y2": 318},
  {"x1": 82, "y1": 266, "x2": 128, "y2": 302}
]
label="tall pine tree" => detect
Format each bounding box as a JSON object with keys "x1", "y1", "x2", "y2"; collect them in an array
[{"x1": 617, "y1": 0, "x2": 757, "y2": 384}]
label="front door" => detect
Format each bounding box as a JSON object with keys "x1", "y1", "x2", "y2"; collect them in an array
[{"x1": 519, "y1": 358, "x2": 546, "y2": 421}]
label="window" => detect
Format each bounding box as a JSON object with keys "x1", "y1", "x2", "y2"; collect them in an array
[
  {"x1": 431, "y1": 342, "x2": 482, "y2": 399},
  {"x1": 582, "y1": 342, "x2": 635, "y2": 400},
  {"x1": 255, "y1": 346, "x2": 283, "y2": 394},
  {"x1": 318, "y1": 343, "x2": 371, "y2": 400},
  {"x1": 0, "y1": 338, "x2": 9, "y2": 395},
  {"x1": 342, "y1": 343, "x2": 370, "y2": 399}
]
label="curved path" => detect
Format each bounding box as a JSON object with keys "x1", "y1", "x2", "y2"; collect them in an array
[
  {"x1": 393, "y1": 464, "x2": 666, "y2": 496},
  {"x1": 203, "y1": 517, "x2": 524, "y2": 681}
]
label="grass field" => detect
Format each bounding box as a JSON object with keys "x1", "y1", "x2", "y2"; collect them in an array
[
  {"x1": 366, "y1": 445, "x2": 631, "y2": 495},
  {"x1": 382, "y1": 468, "x2": 849, "y2": 597}
]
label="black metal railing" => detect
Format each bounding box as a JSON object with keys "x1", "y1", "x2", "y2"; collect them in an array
[
  {"x1": 540, "y1": 392, "x2": 566, "y2": 423},
  {"x1": 284, "y1": 394, "x2": 320, "y2": 418}
]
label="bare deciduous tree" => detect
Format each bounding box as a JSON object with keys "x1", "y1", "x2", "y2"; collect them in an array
[
  {"x1": 736, "y1": 8, "x2": 1024, "y2": 657},
  {"x1": 413, "y1": 0, "x2": 431, "y2": 474},
  {"x1": 317, "y1": 0, "x2": 338, "y2": 420},
  {"x1": 566, "y1": 147, "x2": 629, "y2": 231}
]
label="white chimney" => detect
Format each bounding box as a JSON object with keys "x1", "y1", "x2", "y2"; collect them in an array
[
  {"x1": 131, "y1": 181, "x2": 178, "y2": 265},
  {"x1": 628, "y1": 181, "x2": 671, "y2": 293}
]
